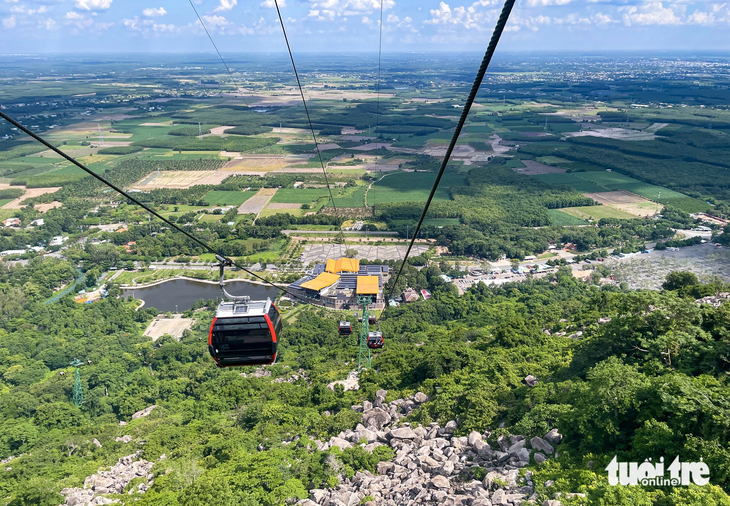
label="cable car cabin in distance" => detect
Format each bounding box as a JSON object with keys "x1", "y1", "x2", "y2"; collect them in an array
[
  {"x1": 368, "y1": 315, "x2": 377, "y2": 325},
  {"x1": 339, "y1": 321, "x2": 352, "y2": 335},
  {"x1": 208, "y1": 299, "x2": 283, "y2": 367},
  {"x1": 367, "y1": 331, "x2": 384, "y2": 349}
]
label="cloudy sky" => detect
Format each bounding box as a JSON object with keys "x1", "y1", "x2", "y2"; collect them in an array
[{"x1": 1, "y1": 0, "x2": 728, "y2": 53}]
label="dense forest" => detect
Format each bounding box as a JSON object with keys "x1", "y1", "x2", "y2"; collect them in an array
[{"x1": 2, "y1": 256, "x2": 730, "y2": 504}]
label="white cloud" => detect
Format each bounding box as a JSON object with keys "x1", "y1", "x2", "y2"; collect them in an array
[
  {"x1": 592, "y1": 12, "x2": 614, "y2": 24},
  {"x1": 75, "y1": 0, "x2": 112, "y2": 11},
  {"x1": 362, "y1": 15, "x2": 371, "y2": 23},
  {"x1": 621, "y1": 2, "x2": 681, "y2": 25},
  {"x1": 261, "y1": 0, "x2": 285, "y2": 7},
  {"x1": 307, "y1": 0, "x2": 394, "y2": 20},
  {"x1": 201, "y1": 14, "x2": 232, "y2": 27},
  {"x1": 143, "y1": 7, "x2": 167, "y2": 17},
  {"x1": 2, "y1": 14, "x2": 16, "y2": 27},
  {"x1": 11, "y1": 4, "x2": 48, "y2": 14},
  {"x1": 41, "y1": 17, "x2": 56, "y2": 29},
  {"x1": 527, "y1": 0, "x2": 572, "y2": 6},
  {"x1": 214, "y1": 0, "x2": 237, "y2": 12}
]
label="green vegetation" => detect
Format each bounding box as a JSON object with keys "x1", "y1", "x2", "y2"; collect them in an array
[
  {"x1": 547, "y1": 208, "x2": 588, "y2": 226},
  {"x1": 562, "y1": 205, "x2": 638, "y2": 221},
  {"x1": 368, "y1": 172, "x2": 466, "y2": 205},
  {"x1": 203, "y1": 190, "x2": 253, "y2": 206},
  {"x1": 97, "y1": 146, "x2": 144, "y2": 155},
  {"x1": 134, "y1": 135, "x2": 277, "y2": 153}
]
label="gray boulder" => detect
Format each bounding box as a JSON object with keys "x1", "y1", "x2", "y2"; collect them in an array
[
  {"x1": 492, "y1": 489, "x2": 507, "y2": 505},
  {"x1": 131, "y1": 405, "x2": 157, "y2": 420},
  {"x1": 516, "y1": 448, "x2": 531, "y2": 462},
  {"x1": 414, "y1": 392, "x2": 428, "y2": 403},
  {"x1": 530, "y1": 436, "x2": 554, "y2": 454},
  {"x1": 362, "y1": 408, "x2": 391, "y2": 429},
  {"x1": 390, "y1": 427, "x2": 417, "y2": 439},
  {"x1": 329, "y1": 437, "x2": 352, "y2": 450},
  {"x1": 468, "y1": 431, "x2": 482, "y2": 446},
  {"x1": 534, "y1": 452, "x2": 547, "y2": 464},
  {"x1": 524, "y1": 375, "x2": 539, "y2": 387},
  {"x1": 431, "y1": 475, "x2": 451, "y2": 489},
  {"x1": 508, "y1": 439, "x2": 525, "y2": 454},
  {"x1": 544, "y1": 429, "x2": 562, "y2": 445},
  {"x1": 437, "y1": 461, "x2": 455, "y2": 476}
]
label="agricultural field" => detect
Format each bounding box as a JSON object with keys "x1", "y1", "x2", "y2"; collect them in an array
[
  {"x1": 561, "y1": 205, "x2": 638, "y2": 221},
  {"x1": 367, "y1": 172, "x2": 466, "y2": 205},
  {"x1": 203, "y1": 190, "x2": 253, "y2": 206},
  {"x1": 547, "y1": 208, "x2": 588, "y2": 226}
]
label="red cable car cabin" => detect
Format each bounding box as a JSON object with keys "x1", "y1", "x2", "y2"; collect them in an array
[
  {"x1": 367, "y1": 331, "x2": 384, "y2": 349},
  {"x1": 339, "y1": 321, "x2": 352, "y2": 335},
  {"x1": 208, "y1": 299, "x2": 282, "y2": 367}
]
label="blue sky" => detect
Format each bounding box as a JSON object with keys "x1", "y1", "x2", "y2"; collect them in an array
[{"x1": 1, "y1": 0, "x2": 729, "y2": 53}]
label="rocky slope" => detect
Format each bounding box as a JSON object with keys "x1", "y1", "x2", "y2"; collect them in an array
[{"x1": 302, "y1": 389, "x2": 566, "y2": 506}]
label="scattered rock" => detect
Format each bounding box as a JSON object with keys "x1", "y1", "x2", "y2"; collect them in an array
[
  {"x1": 544, "y1": 429, "x2": 562, "y2": 445},
  {"x1": 118, "y1": 421, "x2": 127, "y2": 427},
  {"x1": 390, "y1": 427, "x2": 417, "y2": 439},
  {"x1": 328, "y1": 437, "x2": 352, "y2": 450},
  {"x1": 131, "y1": 405, "x2": 157, "y2": 420},
  {"x1": 534, "y1": 452, "x2": 547, "y2": 464},
  {"x1": 92, "y1": 439, "x2": 102, "y2": 448},
  {"x1": 362, "y1": 407, "x2": 391, "y2": 429},
  {"x1": 530, "y1": 436, "x2": 554, "y2": 454},
  {"x1": 413, "y1": 392, "x2": 428, "y2": 403},
  {"x1": 524, "y1": 375, "x2": 539, "y2": 387},
  {"x1": 61, "y1": 453, "x2": 153, "y2": 505},
  {"x1": 327, "y1": 371, "x2": 359, "y2": 392},
  {"x1": 114, "y1": 435, "x2": 132, "y2": 444},
  {"x1": 431, "y1": 475, "x2": 451, "y2": 489}
]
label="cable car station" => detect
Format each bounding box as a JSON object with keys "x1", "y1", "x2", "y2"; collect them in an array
[{"x1": 286, "y1": 257, "x2": 389, "y2": 310}]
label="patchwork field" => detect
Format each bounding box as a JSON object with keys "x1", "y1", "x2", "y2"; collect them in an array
[
  {"x1": 239, "y1": 188, "x2": 277, "y2": 215},
  {"x1": 533, "y1": 170, "x2": 707, "y2": 212},
  {"x1": 132, "y1": 170, "x2": 227, "y2": 189}
]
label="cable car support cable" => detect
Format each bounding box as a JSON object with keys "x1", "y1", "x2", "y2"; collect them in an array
[
  {"x1": 383, "y1": 0, "x2": 516, "y2": 308},
  {"x1": 375, "y1": 0, "x2": 384, "y2": 143},
  {"x1": 273, "y1": 0, "x2": 345, "y2": 244},
  {"x1": 0, "y1": 110, "x2": 286, "y2": 295},
  {"x1": 188, "y1": 0, "x2": 252, "y2": 109}
]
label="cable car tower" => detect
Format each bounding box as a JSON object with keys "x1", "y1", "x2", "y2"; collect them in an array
[
  {"x1": 357, "y1": 296, "x2": 372, "y2": 371},
  {"x1": 70, "y1": 358, "x2": 83, "y2": 407}
]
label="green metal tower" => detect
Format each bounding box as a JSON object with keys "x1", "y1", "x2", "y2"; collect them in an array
[
  {"x1": 357, "y1": 296, "x2": 372, "y2": 372},
  {"x1": 70, "y1": 359, "x2": 83, "y2": 407}
]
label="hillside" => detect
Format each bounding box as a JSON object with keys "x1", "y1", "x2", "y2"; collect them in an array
[{"x1": 2, "y1": 267, "x2": 730, "y2": 505}]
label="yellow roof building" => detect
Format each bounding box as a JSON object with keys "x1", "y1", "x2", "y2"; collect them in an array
[
  {"x1": 301, "y1": 272, "x2": 341, "y2": 291},
  {"x1": 325, "y1": 257, "x2": 360, "y2": 274},
  {"x1": 356, "y1": 275, "x2": 380, "y2": 295}
]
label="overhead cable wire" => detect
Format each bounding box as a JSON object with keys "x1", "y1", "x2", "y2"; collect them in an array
[
  {"x1": 384, "y1": 0, "x2": 516, "y2": 307},
  {"x1": 188, "y1": 0, "x2": 252, "y2": 108},
  {"x1": 272, "y1": 0, "x2": 345, "y2": 244},
  {"x1": 375, "y1": 0, "x2": 384, "y2": 144},
  {"x1": 0, "y1": 110, "x2": 286, "y2": 294}
]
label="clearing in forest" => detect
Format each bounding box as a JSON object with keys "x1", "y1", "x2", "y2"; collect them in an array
[{"x1": 1, "y1": 186, "x2": 61, "y2": 209}]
